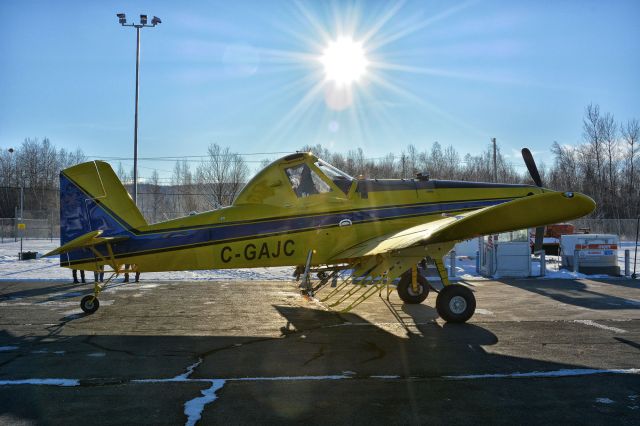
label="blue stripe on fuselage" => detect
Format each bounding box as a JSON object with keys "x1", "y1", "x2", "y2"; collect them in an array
[{"x1": 62, "y1": 175, "x2": 510, "y2": 263}]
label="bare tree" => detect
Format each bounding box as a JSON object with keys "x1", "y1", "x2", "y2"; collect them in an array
[
  {"x1": 147, "y1": 169, "x2": 166, "y2": 223},
  {"x1": 621, "y1": 118, "x2": 639, "y2": 216},
  {"x1": 583, "y1": 103, "x2": 603, "y2": 183},
  {"x1": 196, "y1": 144, "x2": 249, "y2": 208}
]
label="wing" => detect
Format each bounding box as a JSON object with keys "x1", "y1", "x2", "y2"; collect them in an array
[{"x1": 332, "y1": 191, "x2": 595, "y2": 261}]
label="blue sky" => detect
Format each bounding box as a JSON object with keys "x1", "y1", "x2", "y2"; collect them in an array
[{"x1": 1, "y1": 0, "x2": 639, "y2": 180}]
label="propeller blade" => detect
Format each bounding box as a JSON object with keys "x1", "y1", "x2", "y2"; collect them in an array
[
  {"x1": 521, "y1": 148, "x2": 543, "y2": 187},
  {"x1": 522, "y1": 149, "x2": 545, "y2": 254},
  {"x1": 534, "y1": 226, "x2": 544, "y2": 253}
]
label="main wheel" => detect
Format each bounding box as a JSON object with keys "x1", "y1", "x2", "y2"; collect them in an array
[
  {"x1": 436, "y1": 285, "x2": 476, "y2": 323},
  {"x1": 80, "y1": 295, "x2": 100, "y2": 314},
  {"x1": 397, "y1": 271, "x2": 429, "y2": 304}
]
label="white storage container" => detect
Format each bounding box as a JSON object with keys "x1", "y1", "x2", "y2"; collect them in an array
[{"x1": 560, "y1": 234, "x2": 620, "y2": 275}]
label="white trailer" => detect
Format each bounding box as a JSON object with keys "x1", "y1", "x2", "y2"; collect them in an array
[{"x1": 560, "y1": 234, "x2": 620, "y2": 275}]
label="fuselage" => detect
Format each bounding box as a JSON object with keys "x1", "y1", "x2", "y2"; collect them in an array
[{"x1": 64, "y1": 153, "x2": 543, "y2": 272}]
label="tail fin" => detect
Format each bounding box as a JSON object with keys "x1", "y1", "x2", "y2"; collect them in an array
[{"x1": 60, "y1": 161, "x2": 147, "y2": 246}]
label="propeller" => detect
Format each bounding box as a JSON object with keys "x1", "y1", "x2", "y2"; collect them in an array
[
  {"x1": 521, "y1": 148, "x2": 543, "y2": 187},
  {"x1": 521, "y1": 148, "x2": 545, "y2": 253}
]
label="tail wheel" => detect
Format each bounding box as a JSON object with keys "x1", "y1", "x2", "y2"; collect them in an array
[
  {"x1": 436, "y1": 285, "x2": 476, "y2": 323},
  {"x1": 80, "y1": 295, "x2": 100, "y2": 314},
  {"x1": 397, "y1": 271, "x2": 429, "y2": 304}
]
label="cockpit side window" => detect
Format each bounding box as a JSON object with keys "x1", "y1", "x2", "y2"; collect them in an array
[
  {"x1": 285, "y1": 164, "x2": 332, "y2": 198},
  {"x1": 314, "y1": 160, "x2": 354, "y2": 194}
]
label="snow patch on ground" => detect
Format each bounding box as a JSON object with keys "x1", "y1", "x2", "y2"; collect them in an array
[
  {"x1": 444, "y1": 368, "x2": 640, "y2": 380},
  {"x1": 573, "y1": 320, "x2": 627, "y2": 334},
  {"x1": 0, "y1": 378, "x2": 79, "y2": 386},
  {"x1": 595, "y1": 397, "x2": 615, "y2": 404},
  {"x1": 0, "y1": 240, "x2": 294, "y2": 282},
  {"x1": 174, "y1": 359, "x2": 202, "y2": 381},
  {"x1": 184, "y1": 380, "x2": 226, "y2": 426},
  {"x1": 2, "y1": 239, "x2": 638, "y2": 282},
  {"x1": 0, "y1": 346, "x2": 18, "y2": 352}
]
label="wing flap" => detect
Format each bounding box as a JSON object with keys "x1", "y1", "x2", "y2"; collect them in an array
[{"x1": 332, "y1": 191, "x2": 595, "y2": 260}]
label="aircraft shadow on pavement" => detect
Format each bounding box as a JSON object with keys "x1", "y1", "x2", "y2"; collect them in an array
[
  {"x1": 497, "y1": 278, "x2": 640, "y2": 310},
  {"x1": 0, "y1": 281, "x2": 89, "y2": 301},
  {"x1": 2, "y1": 302, "x2": 634, "y2": 425}
]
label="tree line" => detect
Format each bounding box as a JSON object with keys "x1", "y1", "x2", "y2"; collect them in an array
[
  {"x1": 0, "y1": 138, "x2": 85, "y2": 218},
  {"x1": 1, "y1": 103, "x2": 638, "y2": 223}
]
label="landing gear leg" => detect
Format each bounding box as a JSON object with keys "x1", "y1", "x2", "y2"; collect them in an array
[{"x1": 300, "y1": 249, "x2": 315, "y2": 296}]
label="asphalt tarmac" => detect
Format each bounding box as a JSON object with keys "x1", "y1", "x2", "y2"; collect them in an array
[{"x1": 0, "y1": 275, "x2": 639, "y2": 425}]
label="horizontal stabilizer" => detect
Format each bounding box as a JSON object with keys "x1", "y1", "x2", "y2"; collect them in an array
[{"x1": 43, "y1": 230, "x2": 129, "y2": 257}]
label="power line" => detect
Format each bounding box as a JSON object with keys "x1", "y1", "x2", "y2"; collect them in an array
[
  {"x1": 94, "y1": 155, "x2": 529, "y2": 168},
  {"x1": 86, "y1": 151, "x2": 291, "y2": 160}
]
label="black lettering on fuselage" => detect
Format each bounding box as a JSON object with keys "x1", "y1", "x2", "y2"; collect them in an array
[
  {"x1": 244, "y1": 244, "x2": 256, "y2": 260},
  {"x1": 271, "y1": 241, "x2": 281, "y2": 257},
  {"x1": 221, "y1": 246, "x2": 232, "y2": 263},
  {"x1": 221, "y1": 240, "x2": 295, "y2": 263},
  {"x1": 258, "y1": 242, "x2": 270, "y2": 259},
  {"x1": 284, "y1": 240, "x2": 295, "y2": 256}
]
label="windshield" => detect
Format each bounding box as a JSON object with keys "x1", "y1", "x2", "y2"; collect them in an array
[
  {"x1": 285, "y1": 164, "x2": 332, "y2": 198},
  {"x1": 314, "y1": 160, "x2": 354, "y2": 194}
]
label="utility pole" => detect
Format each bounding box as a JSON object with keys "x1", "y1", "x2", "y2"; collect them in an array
[
  {"x1": 492, "y1": 137, "x2": 497, "y2": 182},
  {"x1": 8, "y1": 148, "x2": 24, "y2": 256},
  {"x1": 116, "y1": 13, "x2": 161, "y2": 205}
]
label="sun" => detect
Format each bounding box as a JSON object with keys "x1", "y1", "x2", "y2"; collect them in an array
[{"x1": 320, "y1": 37, "x2": 369, "y2": 86}]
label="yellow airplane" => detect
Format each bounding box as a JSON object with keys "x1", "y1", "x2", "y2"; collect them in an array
[{"x1": 45, "y1": 149, "x2": 595, "y2": 321}]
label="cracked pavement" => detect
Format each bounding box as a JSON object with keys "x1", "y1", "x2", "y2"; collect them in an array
[{"x1": 0, "y1": 277, "x2": 639, "y2": 425}]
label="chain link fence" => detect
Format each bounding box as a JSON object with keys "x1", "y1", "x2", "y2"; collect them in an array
[
  {"x1": 569, "y1": 219, "x2": 640, "y2": 241},
  {"x1": 0, "y1": 218, "x2": 58, "y2": 242}
]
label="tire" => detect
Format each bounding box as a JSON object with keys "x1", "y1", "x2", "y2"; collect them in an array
[
  {"x1": 80, "y1": 295, "x2": 100, "y2": 314},
  {"x1": 397, "y1": 271, "x2": 429, "y2": 304},
  {"x1": 436, "y1": 285, "x2": 476, "y2": 323}
]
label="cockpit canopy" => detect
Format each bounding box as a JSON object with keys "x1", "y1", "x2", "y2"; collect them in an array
[
  {"x1": 283, "y1": 160, "x2": 353, "y2": 198},
  {"x1": 314, "y1": 160, "x2": 354, "y2": 194},
  {"x1": 233, "y1": 153, "x2": 354, "y2": 206}
]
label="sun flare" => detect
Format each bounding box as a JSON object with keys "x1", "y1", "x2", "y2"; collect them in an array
[{"x1": 320, "y1": 37, "x2": 369, "y2": 86}]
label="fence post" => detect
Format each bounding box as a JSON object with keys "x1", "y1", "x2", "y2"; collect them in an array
[
  {"x1": 539, "y1": 250, "x2": 546, "y2": 277},
  {"x1": 573, "y1": 249, "x2": 580, "y2": 273},
  {"x1": 625, "y1": 250, "x2": 630, "y2": 276}
]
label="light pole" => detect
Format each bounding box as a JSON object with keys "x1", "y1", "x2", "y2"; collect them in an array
[{"x1": 116, "y1": 13, "x2": 161, "y2": 205}]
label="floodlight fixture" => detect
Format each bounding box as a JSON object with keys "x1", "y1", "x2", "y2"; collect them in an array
[
  {"x1": 117, "y1": 13, "x2": 126, "y2": 24},
  {"x1": 151, "y1": 16, "x2": 161, "y2": 26},
  {"x1": 140, "y1": 14, "x2": 147, "y2": 25}
]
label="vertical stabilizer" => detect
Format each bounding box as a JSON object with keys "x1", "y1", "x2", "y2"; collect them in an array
[{"x1": 60, "y1": 161, "x2": 147, "y2": 246}]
